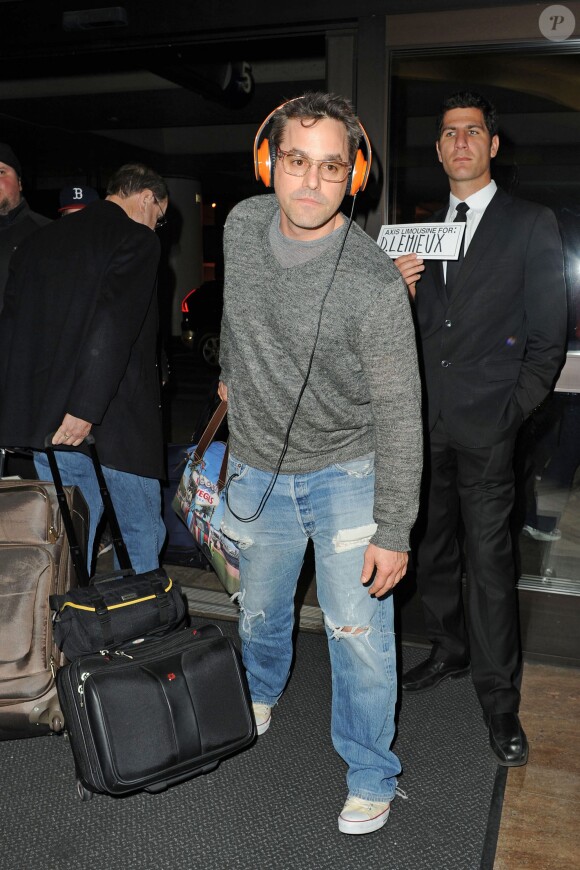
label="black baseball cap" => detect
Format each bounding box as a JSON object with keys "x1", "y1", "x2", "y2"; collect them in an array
[{"x1": 59, "y1": 185, "x2": 99, "y2": 212}]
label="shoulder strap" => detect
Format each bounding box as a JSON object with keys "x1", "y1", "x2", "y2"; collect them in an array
[{"x1": 193, "y1": 399, "x2": 227, "y2": 462}]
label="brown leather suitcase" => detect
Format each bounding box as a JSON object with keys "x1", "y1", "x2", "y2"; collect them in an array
[{"x1": 0, "y1": 477, "x2": 89, "y2": 739}]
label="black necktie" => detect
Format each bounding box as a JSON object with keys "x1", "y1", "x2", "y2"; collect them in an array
[{"x1": 445, "y1": 202, "x2": 469, "y2": 297}]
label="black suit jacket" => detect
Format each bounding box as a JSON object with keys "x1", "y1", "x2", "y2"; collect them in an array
[
  {"x1": 0, "y1": 200, "x2": 164, "y2": 478},
  {"x1": 414, "y1": 188, "x2": 567, "y2": 447}
]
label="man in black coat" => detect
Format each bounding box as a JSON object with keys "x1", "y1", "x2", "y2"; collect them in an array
[
  {"x1": 396, "y1": 92, "x2": 567, "y2": 767},
  {"x1": 0, "y1": 143, "x2": 51, "y2": 478},
  {"x1": 0, "y1": 163, "x2": 169, "y2": 574},
  {"x1": 0, "y1": 143, "x2": 51, "y2": 313}
]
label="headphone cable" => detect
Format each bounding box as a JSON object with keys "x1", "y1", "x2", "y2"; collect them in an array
[{"x1": 225, "y1": 193, "x2": 358, "y2": 522}]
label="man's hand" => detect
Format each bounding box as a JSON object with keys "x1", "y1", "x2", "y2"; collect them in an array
[
  {"x1": 218, "y1": 381, "x2": 228, "y2": 402},
  {"x1": 52, "y1": 413, "x2": 92, "y2": 447},
  {"x1": 361, "y1": 544, "x2": 408, "y2": 597},
  {"x1": 394, "y1": 253, "x2": 425, "y2": 300}
]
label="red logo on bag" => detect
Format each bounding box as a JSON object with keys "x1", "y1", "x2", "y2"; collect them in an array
[{"x1": 167, "y1": 673, "x2": 176, "y2": 681}]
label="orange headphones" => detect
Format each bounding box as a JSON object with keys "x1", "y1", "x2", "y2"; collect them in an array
[{"x1": 253, "y1": 98, "x2": 372, "y2": 197}]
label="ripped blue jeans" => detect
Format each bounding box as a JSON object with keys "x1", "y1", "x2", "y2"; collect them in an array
[{"x1": 222, "y1": 452, "x2": 401, "y2": 802}]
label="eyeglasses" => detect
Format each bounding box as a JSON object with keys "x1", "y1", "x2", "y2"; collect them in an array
[
  {"x1": 153, "y1": 196, "x2": 168, "y2": 230},
  {"x1": 276, "y1": 148, "x2": 351, "y2": 183}
]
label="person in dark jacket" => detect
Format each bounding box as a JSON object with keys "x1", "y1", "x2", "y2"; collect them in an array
[
  {"x1": 0, "y1": 163, "x2": 169, "y2": 573},
  {"x1": 0, "y1": 143, "x2": 51, "y2": 478},
  {"x1": 0, "y1": 143, "x2": 51, "y2": 314}
]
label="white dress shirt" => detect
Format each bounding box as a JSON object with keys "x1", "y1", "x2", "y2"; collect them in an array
[{"x1": 443, "y1": 180, "x2": 497, "y2": 279}]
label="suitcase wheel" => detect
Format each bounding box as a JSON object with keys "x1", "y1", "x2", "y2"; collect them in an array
[
  {"x1": 51, "y1": 714, "x2": 64, "y2": 733},
  {"x1": 76, "y1": 779, "x2": 94, "y2": 802}
]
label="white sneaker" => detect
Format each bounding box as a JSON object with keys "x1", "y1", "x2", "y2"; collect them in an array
[
  {"x1": 252, "y1": 703, "x2": 271, "y2": 735},
  {"x1": 522, "y1": 524, "x2": 562, "y2": 542},
  {"x1": 338, "y1": 796, "x2": 391, "y2": 835}
]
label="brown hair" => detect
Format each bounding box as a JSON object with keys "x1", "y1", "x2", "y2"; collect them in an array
[{"x1": 269, "y1": 92, "x2": 362, "y2": 164}]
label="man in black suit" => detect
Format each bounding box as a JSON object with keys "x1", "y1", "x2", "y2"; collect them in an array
[
  {"x1": 395, "y1": 92, "x2": 566, "y2": 766},
  {"x1": 0, "y1": 163, "x2": 169, "y2": 574}
]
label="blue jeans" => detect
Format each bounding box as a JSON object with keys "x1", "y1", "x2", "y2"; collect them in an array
[
  {"x1": 222, "y1": 453, "x2": 401, "y2": 802},
  {"x1": 34, "y1": 450, "x2": 166, "y2": 575}
]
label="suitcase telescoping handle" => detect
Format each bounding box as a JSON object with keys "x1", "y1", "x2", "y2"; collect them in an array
[{"x1": 44, "y1": 434, "x2": 133, "y2": 585}]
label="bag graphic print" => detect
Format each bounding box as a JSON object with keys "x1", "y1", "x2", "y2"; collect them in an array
[{"x1": 172, "y1": 401, "x2": 240, "y2": 595}]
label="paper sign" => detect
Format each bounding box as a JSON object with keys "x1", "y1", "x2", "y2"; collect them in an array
[{"x1": 377, "y1": 222, "x2": 465, "y2": 260}]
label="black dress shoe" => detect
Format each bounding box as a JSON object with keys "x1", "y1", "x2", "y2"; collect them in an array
[
  {"x1": 488, "y1": 713, "x2": 528, "y2": 767},
  {"x1": 402, "y1": 657, "x2": 470, "y2": 692}
]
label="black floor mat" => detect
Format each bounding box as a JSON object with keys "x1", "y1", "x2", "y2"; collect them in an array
[{"x1": 0, "y1": 622, "x2": 502, "y2": 870}]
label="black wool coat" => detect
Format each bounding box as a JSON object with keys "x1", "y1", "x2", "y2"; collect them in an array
[
  {"x1": 0, "y1": 199, "x2": 164, "y2": 478},
  {"x1": 0, "y1": 199, "x2": 51, "y2": 312}
]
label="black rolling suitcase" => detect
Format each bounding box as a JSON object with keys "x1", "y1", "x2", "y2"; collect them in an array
[{"x1": 57, "y1": 623, "x2": 256, "y2": 800}]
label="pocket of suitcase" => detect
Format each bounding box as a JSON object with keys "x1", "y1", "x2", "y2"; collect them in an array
[
  {"x1": 0, "y1": 483, "x2": 58, "y2": 543},
  {"x1": 57, "y1": 626, "x2": 256, "y2": 796},
  {"x1": 0, "y1": 544, "x2": 65, "y2": 737}
]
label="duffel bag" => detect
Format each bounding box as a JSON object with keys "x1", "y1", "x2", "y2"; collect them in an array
[
  {"x1": 50, "y1": 568, "x2": 187, "y2": 660},
  {"x1": 172, "y1": 399, "x2": 240, "y2": 595}
]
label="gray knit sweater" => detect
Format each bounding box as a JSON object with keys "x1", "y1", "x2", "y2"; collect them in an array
[{"x1": 219, "y1": 194, "x2": 422, "y2": 551}]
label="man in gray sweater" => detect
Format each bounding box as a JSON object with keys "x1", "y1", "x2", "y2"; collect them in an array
[{"x1": 218, "y1": 92, "x2": 422, "y2": 835}]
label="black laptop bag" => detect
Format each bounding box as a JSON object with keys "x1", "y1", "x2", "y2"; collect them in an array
[{"x1": 56, "y1": 623, "x2": 256, "y2": 800}]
